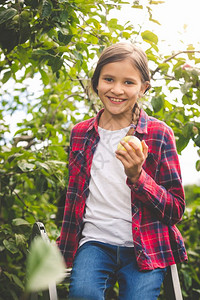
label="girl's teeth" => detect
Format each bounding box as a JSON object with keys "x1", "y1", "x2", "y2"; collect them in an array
[{"x1": 110, "y1": 98, "x2": 124, "y2": 102}]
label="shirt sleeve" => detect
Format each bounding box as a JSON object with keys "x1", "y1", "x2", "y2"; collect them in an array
[
  {"x1": 56, "y1": 128, "x2": 79, "y2": 267},
  {"x1": 127, "y1": 125, "x2": 185, "y2": 226}
]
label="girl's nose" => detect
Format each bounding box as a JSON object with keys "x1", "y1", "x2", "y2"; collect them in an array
[{"x1": 111, "y1": 83, "x2": 124, "y2": 95}]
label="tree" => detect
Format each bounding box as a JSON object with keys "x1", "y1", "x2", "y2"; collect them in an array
[{"x1": 0, "y1": 0, "x2": 200, "y2": 299}]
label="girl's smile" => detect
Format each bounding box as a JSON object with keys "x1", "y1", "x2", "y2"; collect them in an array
[{"x1": 109, "y1": 97, "x2": 126, "y2": 103}]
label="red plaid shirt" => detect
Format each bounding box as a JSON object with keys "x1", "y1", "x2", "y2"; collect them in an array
[{"x1": 57, "y1": 109, "x2": 187, "y2": 270}]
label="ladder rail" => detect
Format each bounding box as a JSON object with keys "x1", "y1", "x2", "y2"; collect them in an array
[{"x1": 31, "y1": 222, "x2": 183, "y2": 300}]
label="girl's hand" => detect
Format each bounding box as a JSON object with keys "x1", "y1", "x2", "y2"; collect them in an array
[{"x1": 115, "y1": 139, "x2": 148, "y2": 183}]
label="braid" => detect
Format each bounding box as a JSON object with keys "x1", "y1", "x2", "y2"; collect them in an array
[{"x1": 126, "y1": 102, "x2": 141, "y2": 136}]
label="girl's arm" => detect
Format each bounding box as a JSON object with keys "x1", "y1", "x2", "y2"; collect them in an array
[{"x1": 116, "y1": 128, "x2": 185, "y2": 226}]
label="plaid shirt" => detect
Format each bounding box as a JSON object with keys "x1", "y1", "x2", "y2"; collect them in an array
[{"x1": 58, "y1": 109, "x2": 187, "y2": 271}]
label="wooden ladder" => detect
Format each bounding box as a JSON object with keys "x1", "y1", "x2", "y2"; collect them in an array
[{"x1": 30, "y1": 222, "x2": 183, "y2": 300}]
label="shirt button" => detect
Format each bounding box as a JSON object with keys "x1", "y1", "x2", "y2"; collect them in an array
[
  {"x1": 134, "y1": 226, "x2": 138, "y2": 230},
  {"x1": 137, "y1": 250, "x2": 143, "y2": 255}
]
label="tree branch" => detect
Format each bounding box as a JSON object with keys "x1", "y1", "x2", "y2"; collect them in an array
[
  {"x1": 76, "y1": 76, "x2": 98, "y2": 114},
  {"x1": 151, "y1": 50, "x2": 200, "y2": 78},
  {"x1": 164, "y1": 50, "x2": 200, "y2": 63},
  {"x1": 13, "y1": 135, "x2": 35, "y2": 147}
]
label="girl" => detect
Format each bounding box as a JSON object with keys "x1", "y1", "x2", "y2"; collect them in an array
[{"x1": 58, "y1": 42, "x2": 187, "y2": 299}]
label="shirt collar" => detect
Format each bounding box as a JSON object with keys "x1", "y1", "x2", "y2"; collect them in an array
[
  {"x1": 86, "y1": 109, "x2": 104, "y2": 133},
  {"x1": 136, "y1": 108, "x2": 148, "y2": 135},
  {"x1": 86, "y1": 108, "x2": 148, "y2": 134}
]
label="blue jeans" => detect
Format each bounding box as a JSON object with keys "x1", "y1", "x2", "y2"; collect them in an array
[{"x1": 68, "y1": 241, "x2": 167, "y2": 300}]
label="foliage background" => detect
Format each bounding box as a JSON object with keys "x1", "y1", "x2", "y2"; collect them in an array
[{"x1": 0, "y1": 0, "x2": 200, "y2": 299}]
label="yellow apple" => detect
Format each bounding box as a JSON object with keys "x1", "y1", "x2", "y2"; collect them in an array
[{"x1": 117, "y1": 136, "x2": 142, "y2": 152}]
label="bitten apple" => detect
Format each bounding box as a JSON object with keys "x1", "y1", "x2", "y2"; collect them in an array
[{"x1": 117, "y1": 136, "x2": 143, "y2": 152}]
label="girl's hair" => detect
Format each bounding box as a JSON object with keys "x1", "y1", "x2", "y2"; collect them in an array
[{"x1": 91, "y1": 42, "x2": 151, "y2": 94}]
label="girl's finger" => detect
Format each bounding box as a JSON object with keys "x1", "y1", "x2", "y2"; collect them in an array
[{"x1": 141, "y1": 140, "x2": 148, "y2": 158}]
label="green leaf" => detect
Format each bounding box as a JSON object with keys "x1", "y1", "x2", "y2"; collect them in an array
[
  {"x1": 107, "y1": 18, "x2": 124, "y2": 31},
  {"x1": 149, "y1": 17, "x2": 161, "y2": 25},
  {"x1": 174, "y1": 67, "x2": 183, "y2": 80},
  {"x1": 3, "y1": 271, "x2": 13, "y2": 281},
  {"x1": 35, "y1": 161, "x2": 51, "y2": 171},
  {"x1": 73, "y1": 50, "x2": 83, "y2": 63},
  {"x1": 146, "y1": 52, "x2": 159, "y2": 63},
  {"x1": 2, "y1": 71, "x2": 11, "y2": 83},
  {"x1": 187, "y1": 44, "x2": 195, "y2": 60},
  {"x1": 58, "y1": 32, "x2": 73, "y2": 45},
  {"x1": 164, "y1": 99, "x2": 173, "y2": 111},
  {"x1": 26, "y1": 237, "x2": 66, "y2": 292},
  {"x1": 181, "y1": 82, "x2": 193, "y2": 95},
  {"x1": 17, "y1": 45, "x2": 30, "y2": 65},
  {"x1": 132, "y1": 4, "x2": 143, "y2": 9},
  {"x1": 3, "y1": 239, "x2": 18, "y2": 254},
  {"x1": 40, "y1": 69, "x2": 49, "y2": 85},
  {"x1": 150, "y1": 1, "x2": 165, "y2": 4},
  {"x1": 182, "y1": 94, "x2": 192, "y2": 105},
  {"x1": 87, "y1": 17, "x2": 101, "y2": 29},
  {"x1": 196, "y1": 160, "x2": 200, "y2": 171},
  {"x1": 47, "y1": 159, "x2": 66, "y2": 165},
  {"x1": 14, "y1": 128, "x2": 29, "y2": 136},
  {"x1": 158, "y1": 63, "x2": 169, "y2": 73},
  {"x1": 32, "y1": 49, "x2": 50, "y2": 58},
  {"x1": 15, "y1": 233, "x2": 27, "y2": 247},
  {"x1": 172, "y1": 60, "x2": 185, "y2": 72},
  {"x1": 0, "y1": 245, "x2": 5, "y2": 252},
  {"x1": 11, "y1": 274, "x2": 24, "y2": 290},
  {"x1": 151, "y1": 95, "x2": 164, "y2": 112},
  {"x1": 3, "y1": 272, "x2": 24, "y2": 290},
  {"x1": 57, "y1": 46, "x2": 69, "y2": 53},
  {"x1": 0, "y1": 8, "x2": 18, "y2": 25},
  {"x1": 48, "y1": 56, "x2": 64, "y2": 73},
  {"x1": 17, "y1": 160, "x2": 35, "y2": 172},
  {"x1": 182, "y1": 123, "x2": 193, "y2": 138},
  {"x1": 141, "y1": 30, "x2": 158, "y2": 45},
  {"x1": 41, "y1": 0, "x2": 52, "y2": 19},
  {"x1": 182, "y1": 270, "x2": 192, "y2": 290},
  {"x1": 59, "y1": 10, "x2": 69, "y2": 22},
  {"x1": 194, "y1": 135, "x2": 200, "y2": 147},
  {"x1": 12, "y1": 218, "x2": 30, "y2": 226},
  {"x1": 176, "y1": 135, "x2": 190, "y2": 153},
  {"x1": 193, "y1": 289, "x2": 200, "y2": 295}
]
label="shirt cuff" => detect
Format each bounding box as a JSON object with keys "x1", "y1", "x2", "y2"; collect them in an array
[{"x1": 127, "y1": 169, "x2": 146, "y2": 191}]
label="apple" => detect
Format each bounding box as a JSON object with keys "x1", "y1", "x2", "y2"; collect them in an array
[
  {"x1": 21, "y1": 10, "x2": 32, "y2": 21},
  {"x1": 56, "y1": 112, "x2": 65, "y2": 121},
  {"x1": 117, "y1": 135, "x2": 142, "y2": 152},
  {"x1": 50, "y1": 94, "x2": 59, "y2": 104}
]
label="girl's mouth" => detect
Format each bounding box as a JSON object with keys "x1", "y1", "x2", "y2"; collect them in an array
[{"x1": 109, "y1": 97, "x2": 126, "y2": 103}]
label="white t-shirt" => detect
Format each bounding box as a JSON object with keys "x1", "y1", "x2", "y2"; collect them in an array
[{"x1": 80, "y1": 126, "x2": 134, "y2": 247}]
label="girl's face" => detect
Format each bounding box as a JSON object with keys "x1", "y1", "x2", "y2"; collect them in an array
[{"x1": 97, "y1": 59, "x2": 148, "y2": 124}]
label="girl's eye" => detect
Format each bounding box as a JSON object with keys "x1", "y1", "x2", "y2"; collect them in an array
[
  {"x1": 104, "y1": 77, "x2": 113, "y2": 82},
  {"x1": 125, "y1": 81, "x2": 134, "y2": 85}
]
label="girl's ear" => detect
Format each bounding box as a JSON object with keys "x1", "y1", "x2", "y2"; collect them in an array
[
  {"x1": 139, "y1": 81, "x2": 150, "y2": 98},
  {"x1": 143, "y1": 81, "x2": 150, "y2": 94}
]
